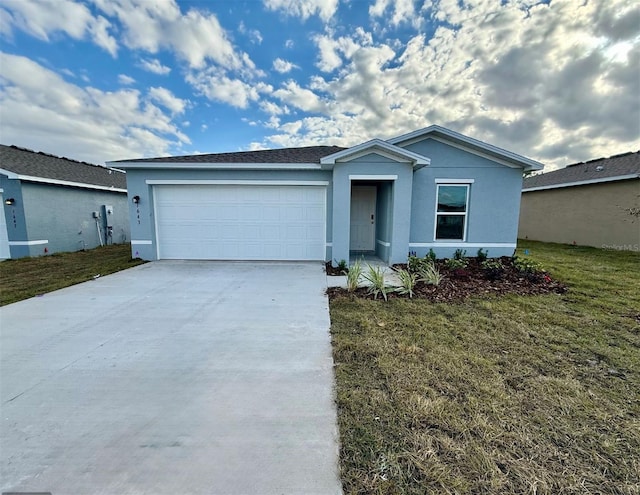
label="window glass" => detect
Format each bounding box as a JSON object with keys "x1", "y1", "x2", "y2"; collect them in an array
[
  {"x1": 437, "y1": 186, "x2": 467, "y2": 212},
  {"x1": 435, "y1": 184, "x2": 469, "y2": 240}
]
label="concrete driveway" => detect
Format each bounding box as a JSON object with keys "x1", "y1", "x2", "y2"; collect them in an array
[{"x1": 1, "y1": 261, "x2": 342, "y2": 495}]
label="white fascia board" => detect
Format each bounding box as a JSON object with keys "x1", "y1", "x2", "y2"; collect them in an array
[
  {"x1": 387, "y1": 125, "x2": 544, "y2": 172},
  {"x1": 111, "y1": 161, "x2": 322, "y2": 171},
  {"x1": 0, "y1": 169, "x2": 127, "y2": 193},
  {"x1": 522, "y1": 174, "x2": 639, "y2": 192},
  {"x1": 320, "y1": 139, "x2": 430, "y2": 167}
]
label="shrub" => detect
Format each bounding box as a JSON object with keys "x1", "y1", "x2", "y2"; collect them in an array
[
  {"x1": 426, "y1": 248, "x2": 437, "y2": 263},
  {"x1": 394, "y1": 269, "x2": 418, "y2": 298},
  {"x1": 513, "y1": 255, "x2": 544, "y2": 273},
  {"x1": 476, "y1": 248, "x2": 488, "y2": 262},
  {"x1": 445, "y1": 258, "x2": 468, "y2": 270},
  {"x1": 362, "y1": 264, "x2": 390, "y2": 301},
  {"x1": 453, "y1": 248, "x2": 467, "y2": 260},
  {"x1": 408, "y1": 255, "x2": 434, "y2": 274},
  {"x1": 418, "y1": 262, "x2": 443, "y2": 286},
  {"x1": 482, "y1": 259, "x2": 504, "y2": 280},
  {"x1": 336, "y1": 259, "x2": 348, "y2": 273},
  {"x1": 346, "y1": 259, "x2": 362, "y2": 292}
]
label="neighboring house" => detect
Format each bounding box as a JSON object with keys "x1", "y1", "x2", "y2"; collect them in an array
[
  {"x1": 519, "y1": 151, "x2": 640, "y2": 250},
  {"x1": 0, "y1": 145, "x2": 130, "y2": 259},
  {"x1": 110, "y1": 125, "x2": 542, "y2": 264}
]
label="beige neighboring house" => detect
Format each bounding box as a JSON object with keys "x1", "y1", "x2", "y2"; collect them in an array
[{"x1": 519, "y1": 151, "x2": 640, "y2": 251}]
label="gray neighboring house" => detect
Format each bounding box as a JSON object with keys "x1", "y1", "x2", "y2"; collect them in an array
[
  {"x1": 0, "y1": 145, "x2": 130, "y2": 259},
  {"x1": 519, "y1": 151, "x2": 640, "y2": 250},
  {"x1": 110, "y1": 125, "x2": 542, "y2": 264}
]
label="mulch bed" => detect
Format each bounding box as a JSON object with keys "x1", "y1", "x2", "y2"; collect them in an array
[{"x1": 326, "y1": 257, "x2": 567, "y2": 302}]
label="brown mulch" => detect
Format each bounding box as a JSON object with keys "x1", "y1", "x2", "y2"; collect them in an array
[{"x1": 326, "y1": 257, "x2": 567, "y2": 302}]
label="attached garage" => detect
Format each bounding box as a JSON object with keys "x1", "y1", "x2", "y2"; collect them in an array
[{"x1": 153, "y1": 183, "x2": 326, "y2": 260}]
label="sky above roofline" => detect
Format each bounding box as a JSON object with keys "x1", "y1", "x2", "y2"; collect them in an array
[{"x1": 0, "y1": 0, "x2": 638, "y2": 171}]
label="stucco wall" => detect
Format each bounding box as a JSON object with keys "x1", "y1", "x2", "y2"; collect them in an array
[
  {"x1": 18, "y1": 182, "x2": 130, "y2": 257},
  {"x1": 403, "y1": 139, "x2": 524, "y2": 258},
  {"x1": 519, "y1": 180, "x2": 640, "y2": 250}
]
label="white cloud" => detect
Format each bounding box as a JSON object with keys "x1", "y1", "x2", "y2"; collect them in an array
[
  {"x1": 118, "y1": 74, "x2": 136, "y2": 85},
  {"x1": 285, "y1": 39, "x2": 294, "y2": 49},
  {"x1": 138, "y1": 58, "x2": 172, "y2": 75},
  {"x1": 263, "y1": 0, "x2": 340, "y2": 21},
  {"x1": 259, "y1": 100, "x2": 290, "y2": 116},
  {"x1": 273, "y1": 58, "x2": 298, "y2": 73},
  {"x1": 186, "y1": 69, "x2": 272, "y2": 108},
  {"x1": 256, "y1": 0, "x2": 640, "y2": 169},
  {"x1": 148, "y1": 86, "x2": 187, "y2": 115},
  {"x1": 92, "y1": 0, "x2": 255, "y2": 71},
  {"x1": 1, "y1": 0, "x2": 118, "y2": 55},
  {"x1": 238, "y1": 21, "x2": 263, "y2": 44},
  {"x1": 0, "y1": 52, "x2": 189, "y2": 163}
]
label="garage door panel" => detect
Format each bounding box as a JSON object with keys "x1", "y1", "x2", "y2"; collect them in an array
[{"x1": 155, "y1": 185, "x2": 326, "y2": 260}]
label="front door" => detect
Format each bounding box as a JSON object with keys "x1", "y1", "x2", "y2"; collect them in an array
[{"x1": 350, "y1": 186, "x2": 376, "y2": 251}]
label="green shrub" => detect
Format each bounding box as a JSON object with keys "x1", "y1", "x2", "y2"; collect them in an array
[
  {"x1": 445, "y1": 258, "x2": 468, "y2": 270},
  {"x1": 336, "y1": 259, "x2": 348, "y2": 273},
  {"x1": 419, "y1": 262, "x2": 443, "y2": 286},
  {"x1": 394, "y1": 269, "x2": 418, "y2": 298},
  {"x1": 407, "y1": 255, "x2": 433, "y2": 274},
  {"x1": 346, "y1": 259, "x2": 362, "y2": 292},
  {"x1": 426, "y1": 248, "x2": 437, "y2": 263},
  {"x1": 453, "y1": 248, "x2": 467, "y2": 260},
  {"x1": 481, "y1": 259, "x2": 504, "y2": 280},
  {"x1": 362, "y1": 264, "x2": 390, "y2": 301},
  {"x1": 476, "y1": 248, "x2": 488, "y2": 262},
  {"x1": 513, "y1": 255, "x2": 543, "y2": 273}
]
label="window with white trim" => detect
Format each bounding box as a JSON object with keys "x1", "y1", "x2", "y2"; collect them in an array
[{"x1": 435, "y1": 184, "x2": 469, "y2": 240}]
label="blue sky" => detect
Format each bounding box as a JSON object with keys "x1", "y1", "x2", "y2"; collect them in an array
[{"x1": 0, "y1": 0, "x2": 638, "y2": 170}]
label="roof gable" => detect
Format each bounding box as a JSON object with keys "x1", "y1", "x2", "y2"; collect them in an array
[
  {"x1": 0, "y1": 145, "x2": 126, "y2": 191},
  {"x1": 523, "y1": 151, "x2": 640, "y2": 191},
  {"x1": 319, "y1": 139, "x2": 430, "y2": 168},
  {"x1": 388, "y1": 125, "x2": 543, "y2": 172}
]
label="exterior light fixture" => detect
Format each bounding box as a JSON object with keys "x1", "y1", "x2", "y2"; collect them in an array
[
  {"x1": 132, "y1": 195, "x2": 140, "y2": 204},
  {"x1": 4, "y1": 198, "x2": 15, "y2": 206}
]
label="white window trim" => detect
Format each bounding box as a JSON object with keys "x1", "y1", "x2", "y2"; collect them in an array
[
  {"x1": 433, "y1": 183, "x2": 470, "y2": 242},
  {"x1": 435, "y1": 178, "x2": 475, "y2": 184}
]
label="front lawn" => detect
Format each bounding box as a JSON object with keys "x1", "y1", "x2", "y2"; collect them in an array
[
  {"x1": 0, "y1": 244, "x2": 145, "y2": 306},
  {"x1": 330, "y1": 241, "x2": 640, "y2": 494}
]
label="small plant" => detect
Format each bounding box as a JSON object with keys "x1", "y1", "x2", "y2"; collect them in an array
[
  {"x1": 394, "y1": 268, "x2": 418, "y2": 298},
  {"x1": 418, "y1": 262, "x2": 443, "y2": 286},
  {"x1": 362, "y1": 264, "x2": 389, "y2": 301},
  {"x1": 407, "y1": 255, "x2": 434, "y2": 274},
  {"x1": 445, "y1": 258, "x2": 468, "y2": 270},
  {"x1": 482, "y1": 259, "x2": 504, "y2": 280},
  {"x1": 346, "y1": 259, "x2": 362, "y2": 292},
  {"x1": 453, "y1": 248, "x2": 467, "y2": 260},
  {"x1": 513, "y1": 255, "x2": 543, "y2": 273},
  {"x1": 336, "y1": 259, "x2": 348, "y2": 273},
  {"x1": 476, "y1": 248, "x2": 488, "y2": 262},
  {"x1": 426, "y1": 248, "x2": 437, "y2": 263}
]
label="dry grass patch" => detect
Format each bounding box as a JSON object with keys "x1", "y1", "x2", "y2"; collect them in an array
[
  {"x1": 0, "y1": 244, "x2": 145, "y2": 306},
  {"x1": 330, "y1": 241, "x2": 640, "y2": 494}
]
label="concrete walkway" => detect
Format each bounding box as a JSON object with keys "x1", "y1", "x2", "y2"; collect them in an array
[{"x1": 1, "y1": 261, "x2": 342, "y2": 495}]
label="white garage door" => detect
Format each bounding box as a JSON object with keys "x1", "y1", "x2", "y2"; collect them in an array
[{"x1": 154, "y1": 184, "x2": 326, "y2": 260}]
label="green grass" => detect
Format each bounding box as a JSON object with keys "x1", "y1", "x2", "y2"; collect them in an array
[
  {"x1": 330, "y1": 240, "x2": 640, "y2": 494},
  {"x1": 0, "y1": 244, "x2": 145, "y2": 306}
]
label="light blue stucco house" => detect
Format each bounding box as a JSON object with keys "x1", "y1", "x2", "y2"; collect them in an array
[
  {"x1": 0, "y1": 145, "x2": 130, "y2": 259},
  {"x1": 110, "y1": 125, "x2": 543, "y2": 265}
]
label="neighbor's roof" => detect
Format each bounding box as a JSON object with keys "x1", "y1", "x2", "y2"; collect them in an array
[
  {"x1": 112, "y1": 146, "x2": 346, "y2": 164},
  {"x1": 523, "y1": 151, "x2": 640, "y2": 192},
  {"x1": 0, "y1": 145, "x2": 127, "y2": 191}
]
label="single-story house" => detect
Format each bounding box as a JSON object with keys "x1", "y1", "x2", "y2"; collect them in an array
[
  {"x1": 110, "y1": 125, "x2": 542, "y2": 264},
  {"x1": 519, "y1": 151, "x2": 640, "y2": 250},
  {"x1": 0, "y1": 145, "x2": 131, "y2": 259}
]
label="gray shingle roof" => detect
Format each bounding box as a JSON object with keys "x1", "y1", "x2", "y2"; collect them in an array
[
  {"x1": 113, "y1": 146, "x2": 346, "y2": 164},
  {"x1": 523, "y1": 151, "x2": 640, "y2": 190},
  {"x1": 0, "y1": 145, "x2": 126, "y2": 189}
]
